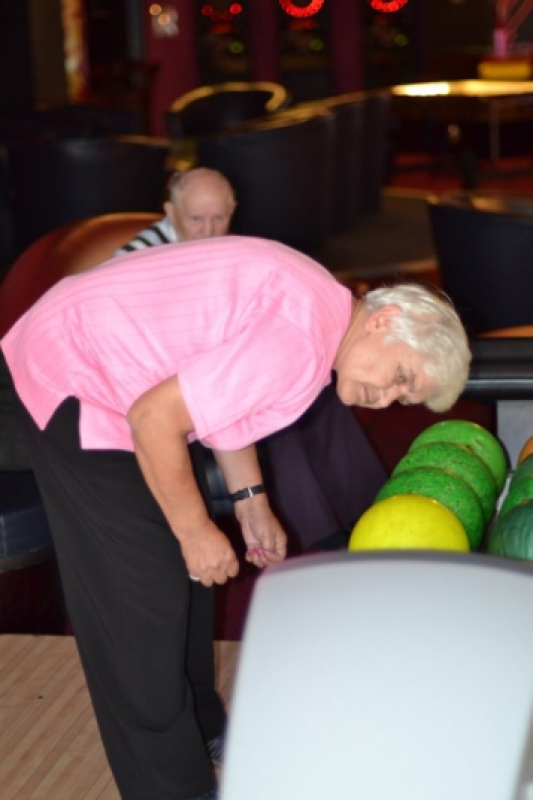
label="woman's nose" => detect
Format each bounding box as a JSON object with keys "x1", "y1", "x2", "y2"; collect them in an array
[{"x1": 378, "y1": 386, "x2": 403, "y2": 408}]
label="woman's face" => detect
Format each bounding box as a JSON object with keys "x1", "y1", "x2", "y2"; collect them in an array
[{"x1": 335, "y1": 320, "x2": 435, "y2": 409}]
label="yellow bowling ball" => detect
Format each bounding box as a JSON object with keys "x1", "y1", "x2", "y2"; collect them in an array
[{"x1": 349, "y1": 494, "x2": 470, "y2": 552}]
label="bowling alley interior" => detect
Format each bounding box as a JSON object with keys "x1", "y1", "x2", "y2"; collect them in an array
[{"x1": 3, "y1": 1, "x2": 533, "y2": 797}]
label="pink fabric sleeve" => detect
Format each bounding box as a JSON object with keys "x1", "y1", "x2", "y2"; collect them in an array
[{"x1": 179, "y1": 313, "x2": 332, "y2": 450}]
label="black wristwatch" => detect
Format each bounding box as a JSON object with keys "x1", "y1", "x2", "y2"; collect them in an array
[{"x1": 229, "y1": 484, "x2": 266, "y2": 503}]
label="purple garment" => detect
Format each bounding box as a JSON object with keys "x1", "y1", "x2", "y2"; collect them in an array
[{"x1": 260, "y1": 381, "x2": 388, "y2": 550}]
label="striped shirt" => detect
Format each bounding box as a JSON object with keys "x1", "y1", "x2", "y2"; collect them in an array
[
  {"x1": 2, "y1": 236, "x2": 352, "y2": 452},
  {"x1": 114, "y1": 217, "x2": 178, "y2": 256}
]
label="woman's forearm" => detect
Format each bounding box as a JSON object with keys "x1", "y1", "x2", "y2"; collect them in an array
[
  {"x1": 127, "y1": 377, "x2": 211, "y2": 542},
  {"x1": 212, "y1": 444, "x2": 264, "y2": 496}
]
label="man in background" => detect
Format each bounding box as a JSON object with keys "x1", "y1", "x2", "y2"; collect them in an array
[
  {"x1": 115, "y1": 168, "x2": 236, "y2": 253},
  {"x1": 116, "y1": 167, "x2": 388, "y2": 552}
]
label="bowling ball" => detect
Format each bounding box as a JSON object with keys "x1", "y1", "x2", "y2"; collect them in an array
[
  {"x1": 518, "y1": 437, "x2": 533, "y2": 465},
  {"x1": 489, "y1": 499, "x2": 533, "y2": 561},
  {"x1": 499, "y1": 476, "x2": 533, "y2": 519},
  {"x1": 349, "y1": 493, "x2": 469, "y2": 553},
  {"x1": 409, "y1": 420, "x2": 508, "y2": 494},
  {"x1": 393, "y1": 441, "x2": 497, "y2": 524},
  {"x1": 510, "y1": 454, "x2": 533, "y2": 488},
  {"x1": 375, "y1": 466, "x2": 484, "y2": 549}
]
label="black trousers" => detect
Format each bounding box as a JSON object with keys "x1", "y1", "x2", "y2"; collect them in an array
[{"x1": 18, "y1": 396, "x2": 224, "y2": 800}]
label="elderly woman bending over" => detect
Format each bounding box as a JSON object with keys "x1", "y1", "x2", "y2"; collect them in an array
[{"x1": 2, "y1": 236, "x2": 470, "y2": 800}]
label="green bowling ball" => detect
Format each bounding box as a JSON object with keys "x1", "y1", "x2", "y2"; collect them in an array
[
  {"x1": 409, "y1": 419, "x2": 508, "y2": 494},
  {"x1": 394, "y1": 441, "x2": 497, "y2": 523},
  {"x1": 375, "y1": 466, "x2": 485, "y2": 550}
]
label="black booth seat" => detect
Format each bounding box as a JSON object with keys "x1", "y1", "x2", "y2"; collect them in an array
[
  {"x1": 0, "y1": 471, "x2": 51, "y2": 563},
  {"x1": 0, "y1": 468, "x2": 65, "y2": 634},
  {"x1": 165, "y1": 81, "x2": 292, "y2": 140},
  {"x1": 0, "y1": 147, "x2": 13, "y2": 271},
  {"x1": 428, "y1": 190, "x2": 533, "y2": 336},
  {"x1": 293, "y1": 94, "x2": 365, "y2": 234},
  {"x1": 197, "y1": 107, "x2": 336, "y2": 255},
  {"x1": 292, "y1": 90, "x2": 391, "y2": 233},
  {"x1": 5, "y1": 136, "x2": 172, "y2": 258}
]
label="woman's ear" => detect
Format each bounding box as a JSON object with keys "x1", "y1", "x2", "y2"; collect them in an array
[{"x1": 365, "y1": 304, "x2": 401, "y2": 333}]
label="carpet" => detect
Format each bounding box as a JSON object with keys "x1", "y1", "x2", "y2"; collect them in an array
[
  {"x1": 317, "y1": 187, "x2": 437, "y2": 281},
  {"x1": 390, "y1": 153, "x2": 533, "y2": 197}
]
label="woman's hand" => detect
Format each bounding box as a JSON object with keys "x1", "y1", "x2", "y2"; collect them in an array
[
  {"x1": 179, "y1": 520, "x2": 239, "y2": 587},
  {"x1": 128, "y1": 378, "x2": 239, "y2": 586},
  {"x1": 235, "y1": 494, "x2": 287, "y2": 569}
]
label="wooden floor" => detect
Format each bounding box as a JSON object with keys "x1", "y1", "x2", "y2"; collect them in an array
[{"x1": 0, "y1": 635, "x2": 240, "y2": 799}]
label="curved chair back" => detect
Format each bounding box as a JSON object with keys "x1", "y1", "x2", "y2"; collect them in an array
[
  {"x1": 293, "y1": 90, "x2": 390, "y2": 233},
  {"x1": 165, "y1": 81, "x2": 292, "y2": 139},
  {"x1": 0, "y1": 147, "x2": 13, "y2": 271},
  {"x1": 360, "y1": 91, "x2": 391, "y2": 213},
  {"x1": 197, "y1": 107, "x2": 335, "y2": 254},
  {"x1": 222, "y1": 550, "x2": 533, "y2": 800},
  {"x1": 428, "y1": 190, "x2": 533, "y2": 335},
  {"x1": 5, "y1": 136, "x2": 171, "y2": 257},
  {"x1": 294, "y1": 94, "x2": 365, "y2": 234}
]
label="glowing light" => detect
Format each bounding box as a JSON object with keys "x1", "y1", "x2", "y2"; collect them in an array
[
  {"x1": 61, "y1": 0, "x2": 89, "y2": 103},
  {"x1": 290, "y1": 19, "x2": 318, "y2": 30},
  {"x1": 229, "y1": 3, "x2": 242, "y2": 13},
  {"x1": 279, "y1": 0, "x2": 325, "y2": 19},
  {"x1": 309, "y1": 38, "x2": 325, "y2": 51},
  {"x1": 229, "y1": 40, "x2": 245, "y2": 54},
  {"x1": 369, "y1": 0, "x2": 409, "y2": 11},
  {"x1": 150, "y1": 4, "x2": 179, "y2": 37},
  {"x1": 211, "y1": 22, "x2": 233, "y2": 34},
  {"x1": 392, "y1": 82, "x2": 451, "y2": 97}
]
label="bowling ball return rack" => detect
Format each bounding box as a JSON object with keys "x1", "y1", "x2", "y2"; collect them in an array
[{"x1": 463, "y1": 336, "x2": 533, "y2": 471}]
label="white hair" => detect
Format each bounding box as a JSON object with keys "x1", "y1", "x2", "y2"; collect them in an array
[
  {"x1": 363, "y1": 283, "x2": 471, "y2": 412},
  {"x1": 167, "y1": 167, "x2": 236, "y2": 205}
]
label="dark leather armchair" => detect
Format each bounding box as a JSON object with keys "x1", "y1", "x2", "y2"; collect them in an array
[
  {"x1": 0, "y1": 147, "x2": 13, "y2": 271},
  {"x1": 428, "y1": 190, "x2": 533, "y2": 336},
  {"x1": 197, "y1": 107, "x2": 336, "y2": 255},
  {"x1": 293, "y1": 90, "x2": 390, "y2": 233},
  {"x1": 165, "y1": 81, "x2": 292, "y2": 140},
  {"x1": 4, "y1": 136, "x2": 172, "y2": 258}
]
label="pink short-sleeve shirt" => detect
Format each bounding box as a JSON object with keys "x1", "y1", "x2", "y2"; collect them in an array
[{"x1": 2, "y1": 236, "x2": 352, "y2": 452}]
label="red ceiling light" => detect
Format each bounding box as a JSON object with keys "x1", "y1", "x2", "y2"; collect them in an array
[
  {"x1": 279, "y1": 0, "x2": 325, "y2": 18},
  {"x1": 368, "y1": 0, "x2": 409, "y2": 11}
]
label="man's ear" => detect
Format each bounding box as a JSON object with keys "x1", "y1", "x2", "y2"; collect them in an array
[
  {"x1": 365, "y1": 304, "x2": 401, "y2": 332},
  {"x1": 164, "y1": 201, "x2": 176, "y2": 225}
]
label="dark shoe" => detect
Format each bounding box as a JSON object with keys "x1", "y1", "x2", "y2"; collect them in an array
[{"x1": 207, "y1": 734, "x2": 225, "y2": 768}]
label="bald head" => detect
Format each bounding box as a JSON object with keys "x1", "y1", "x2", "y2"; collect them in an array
[{"x1": 164, "y1": 168, "x2": 236, "y2": 241}]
